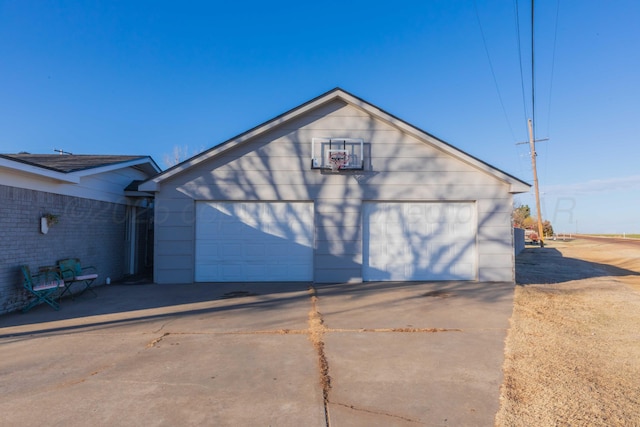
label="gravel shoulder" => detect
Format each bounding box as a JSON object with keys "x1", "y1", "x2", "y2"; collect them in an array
[{"x1": 495, "y1": 238, "x2": 640, "y2": 426}]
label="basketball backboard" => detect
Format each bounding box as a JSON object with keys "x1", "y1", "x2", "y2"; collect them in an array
[{"x1": 311, "y1": 138, "x2": 364, "y2": 171}]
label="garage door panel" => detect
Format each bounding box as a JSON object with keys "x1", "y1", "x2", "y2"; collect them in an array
[
  {"x1": 196, "y1": 202, "x2": 313, "y2": 282},
  {"x1": 245, "y1": 244, "x2": 266, "y2": 257},
  {"x1": 229, "y1": 264, "x2": 262, "y2": 279},
  {"x1": 220, "y1": 263, "x2": 250, "y2": 281},
  {"x1": 363, "y1": 202, "x2": 477, "y2": 281}
]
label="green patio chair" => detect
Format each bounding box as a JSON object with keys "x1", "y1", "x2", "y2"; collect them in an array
[
  {"x1": 21, "y1": 265, "x2": 64, "y2": 313},
  {"x1": 57, "y1": 258, "x2": 99, "y2": 298}
]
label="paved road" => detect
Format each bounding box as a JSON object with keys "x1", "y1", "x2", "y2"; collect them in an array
[
  {"x1": 1, "y1": 280, "x2": 514, "y2": 426},
  {"x1": 576, "y1": 234, "x2": 640, "y2": 248}
]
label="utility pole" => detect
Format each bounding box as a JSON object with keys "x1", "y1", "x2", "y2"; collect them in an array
[{"x1": 528, "y1": 118, "x2": 545, "y2": 247}]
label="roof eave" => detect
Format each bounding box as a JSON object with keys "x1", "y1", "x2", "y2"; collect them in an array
[
  {"x1": 509, "y1": 181, "x2": 532, "y2": 194},
  {"x1": 72, "y1": 156, "x2": 161, "y2": 177},
  {"x1": 335, "y1": 90, "x2": 533, "y2": 191},
  {"x1": 124, "y1": 190, "x2": 155, "y2": 197},
  {"x1": 0, "y1": 156, "x2": 79, "y2": 183},
  {"x1": 140, "y1": 88, "x2": 530, "y2": 190},
  {"x1": 141, "y1": 89, "x2": 348, "y2": 187}
]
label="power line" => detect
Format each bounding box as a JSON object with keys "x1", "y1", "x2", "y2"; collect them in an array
[
  {"x1": 514, "y1": 0, "x2": 545, "y2": 244},
  {"x1": 546, "y1": 0, "x2": 561, "y2": 138},
  {"x1": 473, "y1": 0, "x2": 517, "y2": 141},
  {"x1": 540, "y1": 0, "x2": 560, "y2": 188},
  {"x1": 531, "y1": 0, "x2": 536, "y2": 141},
  {"x1": 514, "y1": 0, "x2": 529, "y2": 137}
]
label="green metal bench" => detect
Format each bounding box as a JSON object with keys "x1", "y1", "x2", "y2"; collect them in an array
[
  {"x1": 21, "y1": 265, "x2": 64, "y2": 313},
  {"x1": 57, "y1": 258, "x2": 99, "y2": 299}
]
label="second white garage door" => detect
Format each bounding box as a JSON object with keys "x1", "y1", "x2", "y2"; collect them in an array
[
  {"x1": 363, "y1": 202, "x2": 477, "y2": 281},
  {"x1": 195, "y1": 202, "x2": 314, "y2": 282}
]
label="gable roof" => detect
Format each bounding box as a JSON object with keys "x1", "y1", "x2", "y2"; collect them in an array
[
  {"x1": 139, "y1": 88, "x2": 530, "y2": 193},
  {"x1": 1, "y1": 154, "x2": 160, "y2": 184}
]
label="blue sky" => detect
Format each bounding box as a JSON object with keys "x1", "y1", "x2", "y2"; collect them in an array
[{"x1": 1, "y1": 1, "x2": 638, "y2": 234}]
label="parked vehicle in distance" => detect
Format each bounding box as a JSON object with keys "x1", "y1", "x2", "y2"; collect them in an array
[{"x1": 525, "y1": 229, "x2": 539, "y2": 244}]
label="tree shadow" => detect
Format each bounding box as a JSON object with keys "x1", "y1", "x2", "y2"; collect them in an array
[
  {"x1": 515, "y1": 247, "x2": 640, "y2": 285},
  {"x1": 0, "y1": 278, "x2": 517, "y2": 341},
  {"x1": 316, "y1": 280, "x2": 514, "y2": 306},
  {"x1": 5, "y1": 93, "x2": 525, "y2": 327},
  {"x1": 0, "y1": 281, "x2": 319, "y2": 338}
]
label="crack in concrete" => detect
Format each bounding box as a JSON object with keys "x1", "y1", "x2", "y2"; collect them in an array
[
  {"x1": 145, "y1": 332, "x2": 170, "y2": 348},
  {"x1": 53, "y1": 364, "x2": 113, "y2": 390},
  {"x1": 307, "y1": 286, "x2": 332, "y2": 426},
  {"x1": 92, "y1": 378, "x2": 215, "y2": 390},
  {"x1": 223, "y1": 329, "x2": 308, "y2": 335},
  {"x1": 304, "y1": 288, "x2": 454, "y2": 426},
  {"x1": 152, "y1": 318, "x2": 177, "y2": 334},
  {"x1": 331, "y1": 327, "x2": 462, "y2": 333},
  {"x1": 141, "y1": 328, "x2": 460, "y2": 338},
  {"x1": 139, "y1": 294, "x2": 462, "y2": 426},
  {"x1": 332, "y1": 401, "x2": 427, "y2": 424}
]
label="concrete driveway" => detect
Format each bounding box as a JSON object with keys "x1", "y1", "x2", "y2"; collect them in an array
[{"x1": 0, "y1": 280, "x2": 514, "y2": 426}]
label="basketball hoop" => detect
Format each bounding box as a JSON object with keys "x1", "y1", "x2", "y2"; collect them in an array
[
  {"x1": 327, "y1": 150, "x2": 350, "y2": 171},
  {"x1": 311, "y1": 138, "x2": 364, "y2": 171}
]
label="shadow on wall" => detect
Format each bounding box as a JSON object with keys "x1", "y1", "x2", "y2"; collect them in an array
[
  {"x1": 195, "y1": 202, "x2": 389, "y2": 282},
  {"x1": 515, "y1": 247, "x2": 640, "y2": 285},
  {"x1": 195, "y1": 201, "x2": 389, "y2": 282},
  {"x1": 195, "y1": 202, "x2": 484, "y2": 283},
  {"x1": 159, "y1": 99, "x2": 516, "y2": 285}
]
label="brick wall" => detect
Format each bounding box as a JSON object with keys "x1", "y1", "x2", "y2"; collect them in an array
[{"x1": 0, "y1": 185, "x2": 128, "y2": 314}]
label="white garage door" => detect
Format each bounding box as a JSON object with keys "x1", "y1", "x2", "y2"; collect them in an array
[
  {"x1": 195, "y1": 202, "x2": 314, "y2": 282},
  {"x1": 363, "y1": 202, "x2": 477, "y2": 281}
]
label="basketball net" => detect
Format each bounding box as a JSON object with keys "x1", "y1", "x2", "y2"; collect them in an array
[{"x1": 328, "y1": 151, "x2": 350, "y2": 171}]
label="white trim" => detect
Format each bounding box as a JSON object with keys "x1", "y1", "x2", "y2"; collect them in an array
[
  {"x1": 333, "y1": 90, "x2": 530, "y2": 193},
  {"x1": 140, "y1": 93, "x2": 340, "y2": 191},
  {"x1": 72, "y1": 157, "x2": 160, "y2": 178},
  {"x1": 1, "y1": 156, "x2": 160, "y2": 183},
  {"x1": 0, "y1": 157, "x2": 79, "y2": 183},
  {"x1": 1, "y1": 161, "x2": 157, "y2": 205}
]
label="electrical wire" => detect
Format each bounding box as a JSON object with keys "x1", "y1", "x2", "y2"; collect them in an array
[
  {"x1": 531, "y1": 0, "x2": 536, "y2": 140},
  {"x1": 473, "y1": 0, "x2": 517, "y2": 142},
  {"x1": 539, "y1": 0, "x2": 562, "y2": 185},
  {"x1": 546, "y1": 0, "x2": 561, "y2": 138},
  {"x1": 514, "y1": 0, "x2": 529, "y2": 137}
]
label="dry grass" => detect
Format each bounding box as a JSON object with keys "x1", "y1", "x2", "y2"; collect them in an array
[{"x1": 496, "y1": 240, "x2": 640, "y2": 426}]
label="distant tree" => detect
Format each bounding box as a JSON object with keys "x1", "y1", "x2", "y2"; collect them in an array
[
  {"x1": 522, "y1": 216, "x2": 535, "y2": 230},
  {"x1": 512, "y1": 204, "x2": 531, "y2": 229},
  {"x1": 163, "y1": 145, "x2": 205, "y2": 168},
  {"x1": 513, "y1": 203, "x2": 554, "y2": 236}
]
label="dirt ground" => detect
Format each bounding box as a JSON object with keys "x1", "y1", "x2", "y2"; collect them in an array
[{"x1": 495, "y1": 238, "x2": 640, "y2": 426}]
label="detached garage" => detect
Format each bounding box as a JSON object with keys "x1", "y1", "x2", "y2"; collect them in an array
[{"x1": 140, "y1": 88, "x2": 530, "y2": 284}]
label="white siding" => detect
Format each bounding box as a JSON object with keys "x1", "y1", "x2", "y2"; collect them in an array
[
  {"x1": 195, "y1": 202, "x2": 313, "y2": 282},
  {"x1": 363, "y1": 202, "x2": 477, "y2": 281},
  {"x1": 153, "y1": 99, "x2": 519, "y2": 284}
]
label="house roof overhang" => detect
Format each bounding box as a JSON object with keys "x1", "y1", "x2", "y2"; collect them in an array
[
  {"x1": 0, "y1": 156, "x2": 80, "y2": 183},
  {"x1": 0, "y1": 154, "x2": 161, "y2": 184}
]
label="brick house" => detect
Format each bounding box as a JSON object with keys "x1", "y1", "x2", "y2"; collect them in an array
[{"x1": 0, "y1": 154, "x2": 159, "y2": 314}]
